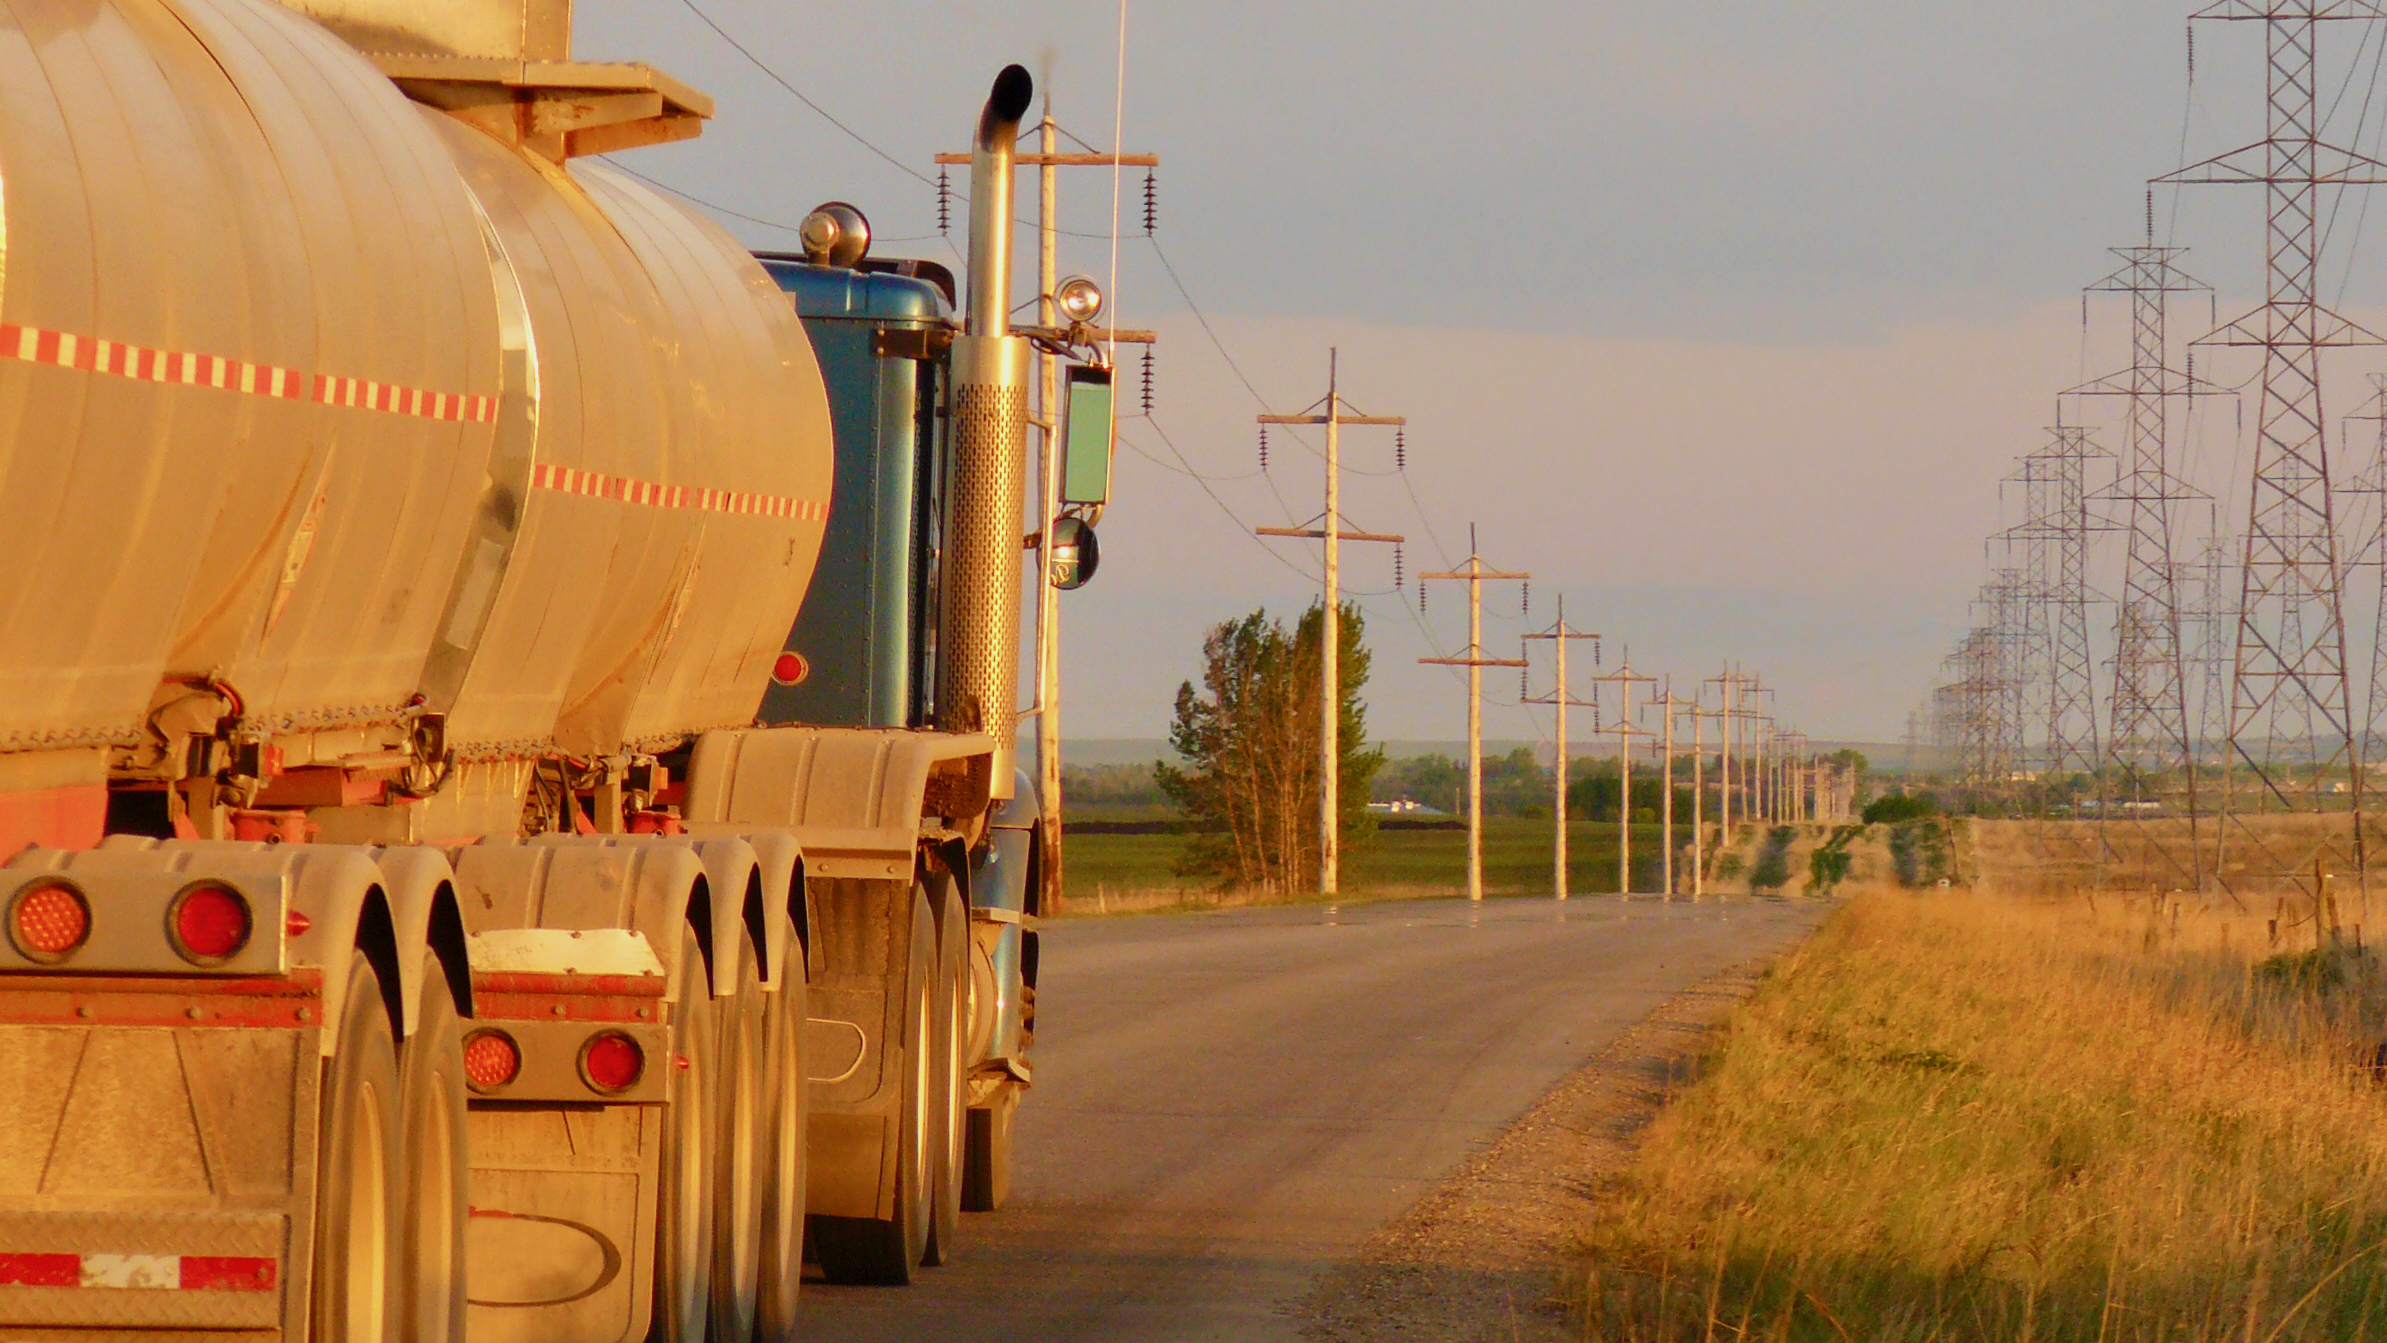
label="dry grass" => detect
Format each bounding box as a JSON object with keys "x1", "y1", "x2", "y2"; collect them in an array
[{"x1": 1572, "y1": 885, "x2": 2387, "y2": 1342}]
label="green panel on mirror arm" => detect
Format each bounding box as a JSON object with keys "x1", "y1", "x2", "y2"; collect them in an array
[{"x1": 1061, "y1": 365, "x2": 1115, "y2": 507}]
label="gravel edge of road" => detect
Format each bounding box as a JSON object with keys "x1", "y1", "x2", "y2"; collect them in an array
[{"x1": 1292, "y1": 951, "x2": 1793, "y2": 1342}]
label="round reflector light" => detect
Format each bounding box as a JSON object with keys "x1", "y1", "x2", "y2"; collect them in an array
[
  {"x1": 166, "y1": 884, "x2": 251, "y2": 966},
  {"x1": 771, "y1": 652, "x2": 809, "y2": 686},
  {"x1": 580, "y1": 1031, "x2": 645, "y2": 1094},
  {"x1": 461, "y1": 1030, "x2": 521, "y2": 1093},
  {"x1": 8, "y1": 883, "x2": 89, "y2": 963}
]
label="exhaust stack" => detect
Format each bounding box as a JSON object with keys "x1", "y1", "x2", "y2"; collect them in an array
[{"x1": 938, "y1": 64, "x2": 1035, "y2": 798}]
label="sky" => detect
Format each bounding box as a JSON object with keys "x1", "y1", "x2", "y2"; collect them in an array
[{"x1": 574, "y1": 1, "x2": 2387, "y2": 747}]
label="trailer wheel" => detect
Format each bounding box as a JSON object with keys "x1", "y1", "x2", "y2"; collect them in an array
[
  {"x1": 652, "y1": 925, "x2": 717, "y2": 1343},
  {"x1": 962, "y1": 1081, "x2": 1018, "y2": 1212},
  {"x1": 312, "y1": 954, "x2": 401, "y2": 1343},
  {"x1": 921, "y1": 876, "x2": 966, "y2": 1266},
  {"x1": 812, "y1": 893, "x2": 934, "y2": 1284},
  {"x1": 709, "y1": 924, "x2": 766, "y2": 1342},
  {"x1": 397, "y1": 952, "x2": 467, "y2": 1343},
  {"x1": 754, "y1": 908, "x2": 807, "y2": 1339}
]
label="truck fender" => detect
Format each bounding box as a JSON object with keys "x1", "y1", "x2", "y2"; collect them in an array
[
  {"x1": 738, "y1": 829, "x2": 808, "y2": 990},
  {"x1": 366, "y1": 845, "x2": 472, "y2": 1030},
  {"x1": 24, "y1": 838, "x2": 416, "y2": 1055},
  {"x1": 486, "y1": 835, "x2": 715, "y2": 1001},
  {"x1": 683, "y1": 836, "x2": 762, "y2": 997}
]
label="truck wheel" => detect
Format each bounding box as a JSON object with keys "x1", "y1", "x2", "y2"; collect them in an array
[
  {"x1": 652, "y1": 925, "x2": 716, "y2": 1343},
  {"x1": 710, "y1": 923, "x2": 766, "y2": 1343},
  {"x1": 397, "y1": 952, "x2": 467, "y2": 1343},
  {"x1": 313, "y1": 954, "x2": 401, "y2": 1343},
  {"x1": 811, "y1": 892, "x2": 934, "y2": 1285},
  {"x1": 754, "y1": 909, "x2": 807, "y2": 1340},
  {"x1": 921, "y1": 877, "x2": 966, "y2": 1267},
  {"x1": 962, "y1": 1081, "x2": 1017, "y2": 1212}
]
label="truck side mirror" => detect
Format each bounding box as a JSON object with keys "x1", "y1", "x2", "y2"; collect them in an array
[
  {"x1": 1049, "y1": 516, "x2": 1099, "y2": 590},
  {"x1": 1059, "y1": 364, "x2": 1114, "y2": 508}
]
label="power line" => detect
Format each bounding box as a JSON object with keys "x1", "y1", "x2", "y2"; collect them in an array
[{"x1": 672, "y1": 0, "x2": 936, "y2": 187}]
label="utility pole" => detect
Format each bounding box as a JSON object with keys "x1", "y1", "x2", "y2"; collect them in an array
[
  {"x1": 1651, "y1": 683, "x2": 1682, "y2": 897},
  {"x1": 1687, "y1": 700, "x2": 1721, "y2": 898},
  {"x1": 1594, "y1": 656, "x2": 1657, "y2": 895},
  {"x1": 1421, "y1": 529, "x2": 1529, "y2": 902},
  {"x1": 936, "y1": 125, "x2": 1159, "y2": 917},
  {"x1": 1707, "y1": 669, "x2": 1744, "y2": 843},
  {"x1": 1525, "y1": 596, "x2": 1600, "y2": 900},
  {"x1": 1254, "y1": 352, "x2": 1403, "y2": 897}
]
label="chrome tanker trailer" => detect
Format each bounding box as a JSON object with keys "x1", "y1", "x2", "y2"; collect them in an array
[{"x1": 0, "y1": 0, "x2": 1086, "y2": 1331}]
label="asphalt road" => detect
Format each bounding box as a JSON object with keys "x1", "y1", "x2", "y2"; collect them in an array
[{"x1": 801, "y1": 893, "x2": 1826, "y2": 1342}]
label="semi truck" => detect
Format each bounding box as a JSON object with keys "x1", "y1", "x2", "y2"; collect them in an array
[{"x1": 0, "y1": 0, "x2": 1101, "y2": 1333}]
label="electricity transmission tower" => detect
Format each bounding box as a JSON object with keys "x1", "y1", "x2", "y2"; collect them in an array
[
  {"x1": 2159, "y1": 0, "x2": 2384, "y2": 888},
  {"x1": 1420, "y1": 530, "x2": 1528, "y2": 902},
  {"x1": 2073, "y1": 239, "x2": 2216, "y2": 871},
  {"x1": 2346, "y1": 376, "x2": 2387, "y2": 773},
  {"x1": 1524, "y1": 597, "x2": 1599, "y2": 900},
  {"x1": 2003, "y1": 427, "x2": 2110, "y2": 783},
  {"x1": 1254, "y1": 352, "x2": 1404, "y2": 896}
]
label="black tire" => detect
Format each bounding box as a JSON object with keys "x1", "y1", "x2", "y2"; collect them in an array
[
  {"x1": 754, "y1": 909, "x2": 807, "y2": 1340},
  {"x1": 811, "y1": 891, "x2": 934, "y2": 1285},
  {"x1": 961, "y1": 1081, "x2": 1017, "y2": 1213},
  {"x1": 651, "y1": 925, "x2": 716, "y2": 1343},
  {"x1": 313, "y1": 954, "x2": 402, "y2": 1343},
  {"x1": 396, "y1": 952, "x2": 467, "y2": 1343},
  {"x1": 710, "y1": 923, "x2": 766, "y2": 1343},
  {"x1": 921, "y1": 876, "x2": 966, "y2": 1267}
]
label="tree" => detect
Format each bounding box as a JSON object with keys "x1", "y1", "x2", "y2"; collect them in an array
[{"x1": 1156, "y1": 602, "x2": 1386, "y2": 893}]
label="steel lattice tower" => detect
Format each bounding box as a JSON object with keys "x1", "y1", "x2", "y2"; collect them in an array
[
  {"x1": 2003, "y1": 429, "x2": 2110, "y2": 781},
  {"x1": 2346, "y1": 377, "x2": 2387, "y2": 765},
  {"x1": 2160, "y1": 1, "x2": 2381, "y2": 878},
  {"x1": 2074, "y1": 245, "x2": 2213, "y2": 808},
  {"x1": 2193, "y1": 522, "x2": 2242, "y2": 764}
]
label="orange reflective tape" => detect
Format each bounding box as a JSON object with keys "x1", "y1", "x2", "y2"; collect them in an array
[
  {"x1": 0, "y1": 321, "x2": 495, "y2": 424},
  {"x1": 527, "y1": 462, "x2": 824, "y2": 522}
]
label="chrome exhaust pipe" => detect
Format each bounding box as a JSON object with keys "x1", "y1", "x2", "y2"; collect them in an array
[{"x1": 939, "y1": 64, "x2": 1035, "y2": 798}]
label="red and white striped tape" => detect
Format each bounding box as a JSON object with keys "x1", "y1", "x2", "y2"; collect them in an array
[
  {"x1": 0, "y1": 321, "x2": 496, "y2": 424},
  {"x1": 0, "y1": 1252, "x2": 277, "y2": 1292},
  {"x1": 530, "y1": 462, "x2": 826, "y2": 521}
]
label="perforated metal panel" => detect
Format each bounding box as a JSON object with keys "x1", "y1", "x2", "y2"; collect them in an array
[{"x1": 936, "y1": 335, "x2": 1029, "y2": 795}]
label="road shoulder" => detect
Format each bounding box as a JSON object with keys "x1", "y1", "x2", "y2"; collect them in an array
[{"x1": 1294, "y1": 954, "x2": 1781, "y2": 1343}]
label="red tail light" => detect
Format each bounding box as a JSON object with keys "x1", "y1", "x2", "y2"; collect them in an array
[
  {"x1": 167, "y1": 884, "x2": 251, "y2": 965},
  {"x1": 462, "y1": 1030, "x2": 521, "y2": 1093},
  {"x1": 8, "y1": 882, "x2": 89, "y2": 963},
  {"x1": 579, "y1": 1031, "x2": 645, "y2": 1094}
]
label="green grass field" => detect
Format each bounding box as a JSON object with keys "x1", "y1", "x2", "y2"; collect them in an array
[{"x1": 1061, "y1": 817, "x2": 1691, "y2": 903}]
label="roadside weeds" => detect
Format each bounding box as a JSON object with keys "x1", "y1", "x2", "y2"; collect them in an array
[{"x1": 1570, "y1": 885, "x2": 2387, "y2": 1342}]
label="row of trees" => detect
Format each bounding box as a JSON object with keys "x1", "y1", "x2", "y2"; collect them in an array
[
  {"x1": 1376, "y1": 749, "x2": 1688, "y2": 820},
  {"x1": 1151, "y1": 604, "x2": 1873, "y2": 892}
]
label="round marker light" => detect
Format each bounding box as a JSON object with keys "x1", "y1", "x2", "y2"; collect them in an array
[
  {"x1": 462, "y1": 1030, "x2": 521, "y2": 1093},
  {"x1": 8, "y1": 882, "x2": 89, "y2": 964},
  {"x1": 167, "y1": 883, "x2": 251, "y2": 966},
  {"x1": 1054, "y1": 273, "x2": 1105, "y2": 325},
  {"x1": 771, "y1": 652, "x2": 810, "y2": 686},
  {"x1": 579, "y1": 1031, "x2": 645, "y2": 1095}
]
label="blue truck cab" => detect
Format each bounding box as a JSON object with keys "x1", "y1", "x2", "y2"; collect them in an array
[
  {"x1": 756, "y1": 249, "x2": 1038, "y2": 1139},
  {"x1": 753, "y1": 254, "x2": 953, "y2": 731}
]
